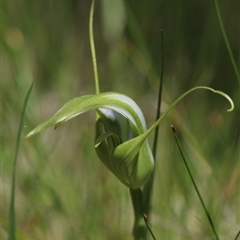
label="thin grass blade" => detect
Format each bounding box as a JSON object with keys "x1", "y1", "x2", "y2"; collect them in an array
[
  {"x1": 143, "y1": 29, "x2": 165, "y2": 216},
  {"x1": 143, "y1": 213, "x2": 156, "y2": 240},
  {"x1": 213, "y1": 0, "x2": 240, "y2": 85},
  {"x1": 8, "y1": 82, "x2": 34, "y2": 240},
  {"x1": 234, "y1": 229, "x2": 240, "y2": 240},
  {"x1": 171, "y1": 125, "x2": 220, "y2": 240}
]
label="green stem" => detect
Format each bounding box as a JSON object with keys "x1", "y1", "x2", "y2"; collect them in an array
[
  {"x1": 89, "y1": 0, "x2": 100, "y2": 94},
  {"x1": 130, "y1": 189, "x2": 146, "y2": 240},
  {"x1": 213, "y1": 0, "x2": 240, "y2": 85},
  {"x1": 171, "y1": 126, "x2": 219, "y2": 240}
]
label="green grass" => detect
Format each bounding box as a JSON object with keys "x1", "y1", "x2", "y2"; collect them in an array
[
  {"x1": 8, "y1": 82, "x2": 33, "y2": 240},
  {"x1": 3, "y1": 0, "x2": 239, "y2": 239}
]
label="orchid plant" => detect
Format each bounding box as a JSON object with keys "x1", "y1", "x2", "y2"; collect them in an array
[{"x1": 25, "y1": 1, "x2": 234, "y2": 239}]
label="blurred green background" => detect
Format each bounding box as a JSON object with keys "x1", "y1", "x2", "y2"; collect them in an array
[{"x1": 2, "y1": 0, "x2": 239, "y2": 239}]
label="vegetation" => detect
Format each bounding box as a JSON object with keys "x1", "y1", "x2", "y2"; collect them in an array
[{"x1": 3, "y1": 0, "x2": 239, "y2": 239}]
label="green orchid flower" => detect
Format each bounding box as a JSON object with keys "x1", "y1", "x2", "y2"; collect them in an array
[
  {"x1": 26, "y1": 92, "x2": 154, "y2": 189},
  {"x1": 25, "y1": 87, "x2": 234, "y2": 189}
]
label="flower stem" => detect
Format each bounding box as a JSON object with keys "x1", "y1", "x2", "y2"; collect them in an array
[{"x1": 89, "y1": 0, "x2": 100, "y2": 94}]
